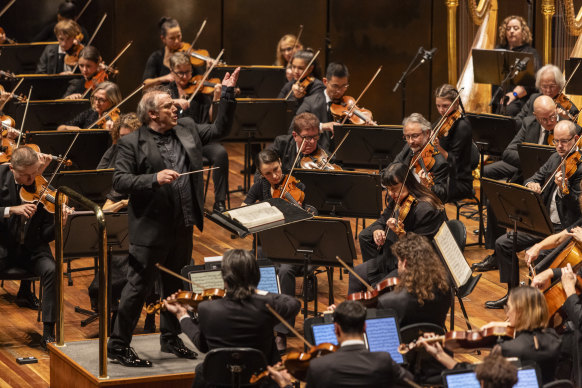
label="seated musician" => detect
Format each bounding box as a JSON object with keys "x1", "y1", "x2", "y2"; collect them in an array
[
  {"x1": 433, "y1": 84, "x2": 474, "y2": 202},
  {"x1": 348, "y1": 162, "x2": 446, "y2": 294},
  {"x1": 274, "y1": 34, "x2": 303, "y2": 82},
  {"x1": 57, "y1": 81, "x2": 121, "y2": 131},
  {"x1": 143, "y1": 17, "x2": 204, "y2": 90},
  {"x1": 32, "y1": 1, "x2": 89, "y2": 44},
  {"x1": 514, "y1": 64, "x2": 579, "y2": 126},
  {"x1": 63, "y1": 45, "x2": 106, "y2": 99},
  {"x1": 480, "y1": 120, "x2": 582, "y2": 309},
  {"x1": 163, "y1": 249, "x2": 301, "y2": 387},
  {"x1": 423, "y1": 286, "x2": 561, "y2": 384},
  {"x1": 36, "y1": 19, "x2": 83, "y2": 74},
  {"x1": 377, "y1": 233, "x2": 451, "y2": 328},
  {"x1": 0, "y1": 146, "x2": 60, "y2": 349},
  {"x1": 167, "y1": 52, "x2": 230, "y2": 212},
  {"x1": 277, "y1": 49, "x2": 325, "y2": 103},
  {"x1": 267, "y1": 300, "x2": 414, "y2": 388}
]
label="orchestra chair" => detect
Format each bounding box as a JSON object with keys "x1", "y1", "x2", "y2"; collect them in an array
[
  {"x1": 399, "y1": 322, "x2": 446, "y2": 375},
  {"x1": 202, "y1": 155, "x2": 231, "y2": 209},
  {"x1": 543, "y1": 381, "x2": 574, "y2": 388},
  {"x1": 0, "y1": 267, "x2": 42, "y2": 322},
  {"x1": 202, "y1": 347, "x2": 267, "y2": 388}
]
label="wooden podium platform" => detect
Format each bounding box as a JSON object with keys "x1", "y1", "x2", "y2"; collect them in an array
[{"x1": 49, "y1": 333, "x2": 202, "y2": 388}]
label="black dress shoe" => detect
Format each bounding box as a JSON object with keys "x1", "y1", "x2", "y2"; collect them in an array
[
  {"x1": 15, "y1": 292, "x2": 40, "y2": 310},
  {"x1": 161, "y1": 337, "x2": 197, "y2": 359},
  {"x1": 107, "y1": 346, "x2": 153, "y2": 367},
  {"x1": 485, "y1": 294, "x2": 509, "y2": 309},
  {"x1": 213, "y1": 201, "x2": 226, "y2": 213},
  {"x1": 471, "y1": 255, "x2": 499, "y2": 272},
  {"x1": 143, "y1": 313, "x2": 156, "y2": 333},
  {"x1": 40, "y1": 334, "x2": 55, "y2": 351}
]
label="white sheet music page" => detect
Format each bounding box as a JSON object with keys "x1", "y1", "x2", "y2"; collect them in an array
[{"x1": 433, "y1": 222, "x2": 472, "y2": 288}]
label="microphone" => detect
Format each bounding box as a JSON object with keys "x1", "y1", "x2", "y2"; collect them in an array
[
  {"x1": 420, "y1": 47, "x2": 437, "y2": 64},
  {"x1": 512, "y1": 57, "x2": 530, "y2": 77}
]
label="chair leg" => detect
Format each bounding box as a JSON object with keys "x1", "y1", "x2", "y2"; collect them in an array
[{"x1": 327, "y1": 267, "x2": 334, "y2": 306}]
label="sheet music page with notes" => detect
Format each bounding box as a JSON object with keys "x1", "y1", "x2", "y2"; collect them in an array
[
  {"x1": 224, "y1": 202, "x2": 284, "y2": 230},
  {"x1": 433, "y1": 222, "x2": 472, "y2": 288}
]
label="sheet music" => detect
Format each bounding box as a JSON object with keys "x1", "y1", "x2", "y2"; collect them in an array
[
  {"x1": 257, "y1": 266, "x2": 279, "y2": 294},
  {"x1": 445, "y1": 372, "x2": 480, "y2": 388},
  {"x1": 311, "y1": 323, "x2": 338, "y2": 346},
  {"x1": 515, "y1": 368, "x2": 540, "y2": 388},
  {"x1": 365, "y1": 317, "x2": 403, "y2": 364},
  {"x1": 434, "y1": 222, "x2": 472, "y2": 288},
  {"x1": 188, "y1": 270, "x2": 224, "y2": 293},
  {"x1": 224, "y1": 202, "x2": 284, "y2": 229}
]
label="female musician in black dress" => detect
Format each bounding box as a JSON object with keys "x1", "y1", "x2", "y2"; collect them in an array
[
  {"x1": 63, "y1": 45, "x2": 105, "y2": 99},
  {"x1": 277, "y1": 49, "x2": 324, "y2": 102},
  {"x1": 348, "y1": 163, "x2": 446, "y2": 294}
]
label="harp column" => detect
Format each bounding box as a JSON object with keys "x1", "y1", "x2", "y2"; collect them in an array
[
  {"x1": 542, "y1": 0, "x2": 555, "y2": 65},
  {"x1": 446, "y1": 0, "x2": 459, "y2": 85}
]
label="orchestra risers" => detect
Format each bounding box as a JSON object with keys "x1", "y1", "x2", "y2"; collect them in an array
[{"x1": 48, "y1": 333, "x2": 201, "y2": 388}]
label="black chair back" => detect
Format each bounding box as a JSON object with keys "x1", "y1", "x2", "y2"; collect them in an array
[
  {"x1": 203, "y1": 347, "x2": 267, "y2": 388},
  {"x1": 446, "y1": 219, "x2": 467, "y2": 251}
]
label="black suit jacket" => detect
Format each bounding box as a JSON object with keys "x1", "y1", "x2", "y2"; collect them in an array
[
  {"x1": 267, "y1": 134, "x2": 329, "y2": 174},
  {"x1": 524, "y1": 151, "x2": 582, "y2": 228},
  {"x1": 113, "y1": 90, "x2": 236, "y2": 246},
  {"x1": 502, "y1": 115, "x2": 546, "y2": 168},
  {"x1": 0, "y1": 165, "x2": 54, "y2": 258},
  {"x1": 377, "y1": 287, "x2": 451, "y2": 329},
  {"x1": 36, "y1": 44, "x2": 61, "y2": 74},
  {"x1": 515, "y1": 92, "x2": 580, "y2": 128},
  {"x1": 305, "y1": 344, "x2": 413, "y2": 388},
  {"x1": 292, "y1": 91, "x2": 332, "y2": 150},
  {"x1": 438, "y1": 116, "x2": 473, "y2": 185},
  {"x1": 180, "y1": 292, "x2": 300, "y2": 364},
  {"x1": 393, "y1": 144, "x2": 450, "y2": 203}
]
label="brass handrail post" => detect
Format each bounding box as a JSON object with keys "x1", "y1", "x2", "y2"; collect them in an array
[
  {"x1": 542, "y1": 0, "x2": 556, "y2": 65},
  {"x1": 56, "y1": 186, "x2": 108, "y2": 379},
  {"x1": 446, "y1": 0, "x2": 460, "y2": 85}
]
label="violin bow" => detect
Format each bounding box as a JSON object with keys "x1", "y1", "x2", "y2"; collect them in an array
[
  {"x1": 266, "y1": 303, "x2": 313, "y2": 349},
  {"x1": 187, "y1": 19, "x2": 207, "y2": 54},
  {"x1": 290, "y1": 25, "x2": 304, "y2": 56},
  {"x1": 81, "y1": 41, "x2": 133, "y2": 99},
  {"x1": 72, "y1": 13, "x2": 108, "y2": 73},
  {"x1": 74, "y1": 0, "x2": 93, "y2": 21},
  {"x1": 320, "y1": 66, "x2": 382, "y2": 170},
  {"x1": 187, "y1": 49, "x2": 224, "y2": 104},
  {"x1": 336, "y1": 256, "x2": 374, "y2": 292},
  {"x1": 155, "y1": 263, "x2": 207, "y2": 291},
  {"x1": 284, "y1": 49, "x2": 320, "y2": 100},
  {"x1": 556, "y1": 60, "x2": 581, "y2": 121},
  {"x1": 0, "y1": 0, "x2": 16, "y2": 20},
  {"x1": 15, "y1": 86, "x2": 31, "y2": 148},
  {"x1": 279, "y1": 138, "x2": 306, "y2": 199}
]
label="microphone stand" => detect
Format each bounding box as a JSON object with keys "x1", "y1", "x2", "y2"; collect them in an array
[
  {"x1": 393, "y1": 48, "x2": 432, "y2": 121},
  {"x1": 490, "y1": 58, "x2": 520, "y2": 115}
]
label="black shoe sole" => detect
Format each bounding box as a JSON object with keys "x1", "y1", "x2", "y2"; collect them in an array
[{"x1": 472, "y1": 265, "x2": 499, "y2": 272}]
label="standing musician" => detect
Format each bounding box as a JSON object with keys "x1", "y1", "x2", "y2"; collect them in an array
[
  {"x1": 0, "y1": 146, "x2": 60, "y2": 350},
  {"x1": 482, "y1": 120, "x2": 582, "y2": 309},
  {"x1": 377, "y1": 233, "x2": 451, "y2": 328},
  {"x1": 36, "y1": 19, "x2": 82, "y2": 74},
  {"x1": 274, "y1": 34, "x2": 303, "y2": 82},
  {"x1": 106, "y1": 68, "x2": 239, "y2": 367},
  {"x1": 433, "y1": 84, "x2": 474, "y2": 202},
  {"x1": 57, "y1": 81, "x2": 121, "y2": 131},
  {"x1": 167, "y1": 52, "x2": 230, "y2": 212},
  {"x1": 63, "y1": 45, "x2": 107, "y2": 99},
  {"x1": 267, "y1": 300, "x2": 413, "y2": 388},
  {"x1": 348, "y1": 163, "x2": 446, "y2": 294},
  {"x1": 277, "y1": 49, "x2": 324, "y2": 102},
  {"x1": 163, "y1": 249, "x2": 301, "y2": 387},
  {"x1": 142, "y1": 17, "x2": 204, "y2": 89}
]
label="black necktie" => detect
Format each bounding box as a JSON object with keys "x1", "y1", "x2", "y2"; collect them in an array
[
  {"x1": 56, "y1": 53, "x2": 65, "y2": 74},
  {"x1": 541, "y1": 130, "x2": 549, "y2": 145},
  {"x1": 327, "y1": 101, "x2": 333, "y2": 122}
]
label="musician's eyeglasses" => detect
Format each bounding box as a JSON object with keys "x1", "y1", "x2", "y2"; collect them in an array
[
  {"x1": 91, "y1": 97, "x2": 107, "y2": 104},
  {"x1": 173, "y1": 71, "x2": 191, "y2": 78},
  {"x1": 299, "y1": 135, "x2": 320, "y2": 142},
  {"x1": 403, "y1": 133, "x2": 423, "y2": 141},
  {"x1": 537, "y1": 114, "x2": 558, "y2": 125},
  {"x1": 329, "y1": 83, "x2": 349, "y2": 91},
  {"x1": 552, "y1": 136, "x2": 575, "y2": 146},
  {"x1": 540, "y1": 83, "x2": 558, "y2": 91}
]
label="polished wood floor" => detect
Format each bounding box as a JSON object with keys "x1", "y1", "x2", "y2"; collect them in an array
[{"x1": 0, "y1": 143, "x2": 526, "y2": 387}]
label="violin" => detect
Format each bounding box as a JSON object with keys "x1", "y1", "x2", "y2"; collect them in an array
[
  {"x1": 554, "y1": 93, "x2": 579, "y2": 122},
  {"x1": 346, "y1": 277, "x2": 399, "y2": 307},
  {"x1": 398, "y1": 326, "x2": 515, "y2": 355},
  {"x1": 177, "y1": 42, "x2": 222, "y2": 67},
  {"x1": 64, "y1": 33, "x2": 85, "y2": 67},
  {"x1": 392, "y1": 194, "x2": 416, "y2": 237},
  {"x1": 19, "y1": 175, "x2": 73, "y2": 214},
  {"x1": 272, "y1": 174, "x2": 305, "y2": 206},
  {"x1": 330, "y1": 95, "x2": 373, "y2": 125},
  {"x1": 95, "y1": 108, "x2": 120, "y2": 129},
  {"x1": 559, "y1": 151, "x2": 581, "y2": 195},
  {"x1": 299, "y1": 148, "x2": 341, "y2": 171},
  {"x1": 412, "y1": 144, "x2": 438, "y2": 188},
  {"x1": 145, "y1": 288, "x2": 225, "y2": 315},
  {"x1": 249, "y1": 342, "x2": 337, "y2": 384},
  {"x1": 182, "y1": 74, "x2": 222, "y2": 96},
  {"x1": 436, "y1": 109, "x2": 462, "y2": 138},
  {"x1": 84, "y1": 68, "x2": 112, "y2": 91}
]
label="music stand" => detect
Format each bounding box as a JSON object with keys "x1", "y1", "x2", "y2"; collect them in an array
[
  {"x1": 0, "y1": 42, "x2": 56, "y2": 74},
  {"x1": 50, "y1": 169, "x2": 113, "y2": 205},
  {"x1": 210, "y1": 66, "x2": 286, "y2": 98},
  {"x1": 332, "y1": 125, "x2": 405, "y2": 170},
  {"x1": 26, "y1": 130, "x2": 111, "y2": 171},
  {"x1": 258, "y1": 217, "x2": 356, "y2": 317},
  {"x1": 293, "y1": 169, "x2": 382, "y2": 218},
  {"x1": 565, "y1": 57, "x2": 582, "y2": 95},
  {"x1": 63, "y1": 211, "x2": 129, "y2": 327},
  {"x1": 5, "y1": 99, "x2": 91, "y2": 131},
  {"x1": 218, "y1": 98, "x2": 296, "y2": 191},
  {"x1": 0, "y1": 74, "x2": 83, "y2": 100},
  {"x1": 517, "y1": 143, "x2": 555, "y2": 181},
  {"x1": 481, "y1": 178, "x2": 554, "y2": 287}
]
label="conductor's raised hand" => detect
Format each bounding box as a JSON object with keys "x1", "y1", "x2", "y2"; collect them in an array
[
  {"x1": 157, "y1": 169, "x2": 179, "y2": 185},
  {"x1": 222, "y1": 67, "x2": 241, "y2": 88}
]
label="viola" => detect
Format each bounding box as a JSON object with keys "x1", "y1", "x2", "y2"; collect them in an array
[
  {"x1": 299, "y1": 148, "x2": 341, "y2": 171},
  {"x1": 346, "y1": 277, "x2": 399, "y2": 307},
  {"x1": 272, "y1": 174, "x2": 305, "y2": 205},
  {"x1": 412, "y1": 144, "x2": 438, "y2": 188},
  {"x1": 145, "y1": 289, "x2": 225, "y2": 315},
  {"x1": 398, "y1": 326, "x2": 516, "y2": 355},
  {"x1": 330, "y1": 95, "x2": 373, "y2": 125}
]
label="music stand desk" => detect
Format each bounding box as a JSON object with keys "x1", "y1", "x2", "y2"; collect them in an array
[
  {"x1": 0, "y1": 42, "x2": 57, "y2": 74},
  {"x1": 517, "y1": 143, "x2": 555, "y2": 181},
  {"x1": 472, "y1": 48, "x2": 535, "y2": 87},
  {"x1": 51, "y1": 169, "x2": 114, "y2": 206},
  {"x1": 6, "y1": 99, "x2": 90, "y2": 131},
  {"x1": 466, "y1": 112, "x2": 517, "y2": 156},
  {"x1": 0, "y1": 74, "x2": 83, "y2": 100}
]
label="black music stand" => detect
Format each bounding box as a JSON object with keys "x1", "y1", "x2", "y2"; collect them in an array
[
  {"x1": 210, "y1": 66, "x2": 286, "y2": 98},
  {"x1": 0, "y1": 42, "x2": 56, "y2": 74},
  {"x1": 63, "y1": 211, "x2": 129, "y2": 327},
  {"x1": 331, "y1": 125, "x2": 405, "y2": 170},
  {"x1": 26, "y1": 130, "x2": 111, "y2": 171},
  {"x1": 481, "y1": 178, "x2": 554, "y2": 288},
  {"x1": 517, "y1": 143, "x2": 555, "y2": 181},
  {"x1": 467, "y1": 112, "x2": 518, "y2": 246},
  {"x1": 565, "y1": 57, "x2": 582, "y2": 95},
  {"x1": 258, "y1": 217, "x2": 356, "y2": 317},
  {"x1": 0, "y1": 74, "x2": 83, "y2": 100},
  {"x1": 5, "y1": 99, "x2": 90, "y2": 131},
  {"x1": 218, "y1": 98, "x2": 296, "y2": 191},
  {"x1": 50, "y1": 169, "x2": 113, "y2": 205},
  {"x1": 293, "y1": 169, "x2": 382, "y2": 218}
]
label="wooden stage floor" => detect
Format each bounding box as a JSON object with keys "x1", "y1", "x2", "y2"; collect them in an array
[{"x1": 0, "y1": 143, "x2": 526, "y2": 387}]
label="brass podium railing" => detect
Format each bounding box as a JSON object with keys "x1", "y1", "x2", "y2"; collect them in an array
[{"x1": 55, "y1": 186, "x2": 109, "y2": 379}]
